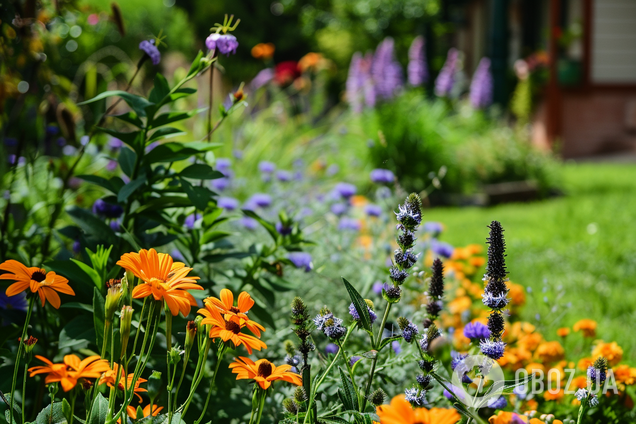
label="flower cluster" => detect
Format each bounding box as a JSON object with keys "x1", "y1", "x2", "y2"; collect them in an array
[{"x1": 314, "y1": 308, "x2": 347, "y2": 340}]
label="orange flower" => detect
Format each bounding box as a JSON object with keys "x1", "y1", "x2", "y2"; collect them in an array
[
  {"x1": 251, "y1": 43, "x2": 275, "y2": 60},
  {"x1": 525, "y1": 363, "x2": 545, "y2": 375},
  {"x1": 298, "y1": 52, "x2": 323, "y2": 72},
  {"x1": 568, "y1": 376, "x2": 588, "y2": 391},
  {"x1": 199, "y1": 306, "x2": 266, "y2": 354},
  {"x1": 1, "y1": 260, "x2": 74, "y2": 308},
  {"x1": 99, "y1": 363, "x2": 147, "y2": 401},
  {"x1": 573, "y1": 319, "x2": 597, "y2": 338},
  {"x1": 229, "y1": 357, "x2": 301, "y2": 390},
  {"x1": 377, "y1": 394, "x2": 461, "y2": 424},
  {"x1": 448, "y1": 296, "x2": 472, "y2": 315},
  {"x1": 204, "y1": 289, "x2": 265, "y2": 337},
  {"x1": 488, "y1": 412, "x2": 539, "y2": 423},
  {"x1": 535, "y1": 341, "x2": 564, "y2": 363},
  {"x1": 614, "y1": 365, "x2": 636, "y2": 386},
  {"x1": 29, "y1": 354, "x2": 110, "y2": 392},
  {"x1": 543, "y1": 389, "x2": 564, "y2": 401},
  {"x1": 508, "y1": 283, "x2": 526, "y2": 307},
  {"x1": 578, "y1": 358, "x2": 594, "y2": 371},
  {"x1": 125, "y1": 404, "x2": 163, "y2": 420},
  {"x1": 557, "y1": 328, "x2": 570, "y2": 337},
  {"x1": 117, "y1": 249, "x2": 202, "y2": 316},
  {"x1": 592, "y1": 341, "x2": 623, "y2": 366}
]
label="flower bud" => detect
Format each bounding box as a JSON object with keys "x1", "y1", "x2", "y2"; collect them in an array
[
  {"x1": 147, "y1": 370, "x2": 162, "y2": 403},
  {"x1": 120, "y1": 306, "x2": 133, "y2": 356},
  {"x1": 105, "y1": 284, "x2": 123, "y2": 323},
  {"x1": 293, "y1": 386, "x2": 307, "y2": 404},
  {"x1": 169, "y1": 346, "x2": 183, "y2": 365},
  {"x1": 282, "y1": 398, "x2": 298, "y2": 414},
  {"x1": 369, "y1": 388, "x2": 386, "y2": 406},
  {"x1": 185, "y1": 320, "x2": 197, "y2": 355}
]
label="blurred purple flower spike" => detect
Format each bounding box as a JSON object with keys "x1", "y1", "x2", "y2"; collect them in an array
[
  {"x1": 408, "y1": 36, "x2": 428, "y2": 86},
  {"x1": 139, "y1": 39, "x2": 161, "y2": 65},
  {"x1": 435, "y1": 48, "x2": 459, "y2": 97},
  {"x1": 469, "y1": 57, "x2": 494, "y2": 109}
]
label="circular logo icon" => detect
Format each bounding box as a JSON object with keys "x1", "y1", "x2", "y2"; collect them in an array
[{"x1": 449, "y1": 354, "x2": 505, "y2": 409}]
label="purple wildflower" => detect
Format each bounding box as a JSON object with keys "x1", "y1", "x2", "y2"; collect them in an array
[
  {"x1": 333, "y1": 182, "x2": 356, "y2": 199},
  {"x1": 430, "y1": 240, "x2": 454, "y2": 258},
  {"x1": 248, "y1": 193, "x2": 272, "y2": 208},
  {"x1": 109, "y1": 220, "x2": 121, "y2": 232},
  {"x1": 348, "y1": 303, "x2": 377, "y2": 324},
  {"x1": 206, "y1": 33, "x2": 238, "y2": 56},
  {"x1": 276, "y1": 222, "x2": 292, "y2": 236},
  {"x1": 185, "y1": 213, "x2": 200, "y2": 230},
  {"x1": 372, "y1": 38, "x2": 403, "y2": 100},
  {"x1": 276, "y1": 170, "x2": 292, "y2": 182},
  {"x1": 211, "y1": 177, "x2": 230, "y2": 192},
  {"x1": 288, "y1": 252, "x2": 312, "y2": 272},
  {"x1": 423, "y1": 221, "x2": 443, "y2": 236},
  {"x1": 365, "y1": 204, "x2": 382, "y2": 217},
  {"x1": 349, "y1": 356, "x2": 362, "y2": 367},
  {"x1": 346, "y1": 52, "x2": 364, "y2": 113},
  {"x1": 108, "y1": 137, "x2": 123, "y2": 150},
  {"x1": 0, "y1": 291, "x2": 27, "y2": 312},
  {"x1": 408, "y1": 36, "x2": 428, "y2": 86},
  {"x1": 325, "y1": 343, "x2": 339, "y2": 354},
  {"x1": 463, "y1": 322, "x2": 491, "y2": 340},
  {"x1": 250, "y1": 68, "x2": 274, "y2": 90},
  {"x1": 139, "y1": 39, "x2": 161, "y2": 65},
  {"x1": 239, "y1": 217, "x2": 258, "y2": 230},
  {"x1": 487, "y1": 396, "x2": 507, "y2": 409},
  {"x1": 338, "y1": 217, "x2": 361, "y2": 231},
  {"x1": 217, "y1": 197, "x2": 239, "y2": 211},
  {"x1": 258, "y1": 161, "x2": 276, "y2": 173},
  {"x1": 391, "y1": 340, "x2": 402, "y2": 354},
  {"x1": 370, "y1": 168, "x2": 395, "y2": 184},
  {"x1": 330, "y1": 203, "x2": 347, "y2": 216},
  {"x1": 72, "y1": 239, "x2": 81, "y2": 254},
  {"x1": 372, "y1": 281, "x2": 384, "y2": 295},
  {"x1": 469, "y1": 57, "x2": 493, "y2": 109},
  {"x1": 92, "y1": 199, "x2": 123, "y2": 219},
  {"x1": 106, "y1": 160, "x2": 118, "y2": 171},
  {"x1": 435, "y1": 48, "x2": 459, "y2": 97},
  {"x1": 480, "y1": 339, "x2": 506, "y2": 360},
  {"x1": 215, "y1": 158, "x2": 232, "y2": 174}
]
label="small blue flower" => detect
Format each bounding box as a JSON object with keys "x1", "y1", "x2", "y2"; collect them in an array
[
  {"x1": 324, "y1": 323, "x2": 346, "y2": 340},
  {"x1": 184, "y1": 213, "x2": 200, "y2": 230},
  {"x1": 430, "y1": 240, "x2": 454, "y2": 258},
  {"x1": 0, "y1": 291, "x2": 27, "y2": 312},
  {"x1": 419, "y1": 336, "x2": 429, "y2": 352},
  {"x1": 258, "y1": 161, "x2": 276, "y2": 173},
  {"x1": 206, "y1": 33, "x2": 238, "y2": 56},
  {"x1": 217, "y1": 197, "x2": 239, "y2": 211},
  {"x1": 575, "y1": 388, "x2": 588, "y2": 401},
  {"x1": 404, "y1": 388, "x2": 426, "y2": 406},
  {"x1": 442, "y1": 385, "x2": 465, "y2": 401},
  {"x1": 394, "y1": 249, "x2": 417, "y2": 269},
  {"x1": 285, "y1": 355, "x2": 300, "y2": 367},
  {"x1": 402, "y1": 322, "x2": 419, "y2": 343},
  {"x1": 423, "y1": 221, "x2": 443, "y2": 236},
  {"x1": 480, "y1": 339, "x2": 506, "y2": 360},
  {"x1": 276, "y1": 222, "x2": 292, "y2": 236},
  {"x1": 211, "y1": 177, "x2": 230, "y2": 191},
  {"x1": 370, "y1": 168, "x2": 394, "y2": 184},
  {"x1": 389, "y1": 266, "x2": 408, "y2": 284},
  {"x1": 239, "y1": 217, "x2": 258, "y2": 230},
  {"x1": 372, "y1": 281, "x2": 384, "y2": 295},
  {"x1": 348, "y1": 303, "x2": 377, "y2": 324},
  {"x1": 513, "y1": 385, "x2": 528, "y2": 400},
  {"x1": 482, "y1": 292, "x2": 509, "y2": 310},
  {"x1": 395, "y1": 204, "x2": 421, "y2": 228},
  {"x1": 215, "y1": 158, "x2": 232, "y2": 173},
  {"x1": 350, "y1": 356, "x2": 362, "y2": 367},
  {"x1": 391, "y1": 340, "x2": 402, "y2": 354},
  {"x1": 139, "y1": 39, "x2": 161, "y2": 65},
  {"x1": 248, "y1": 193, "x2": 272, "y2": 208},
  {"x1": 288, "y1": 252, "x2": 312, "y2": 272},
  {"x1": 276, "y1": 170, "x2": 292, "y2": 182},
  {"x1": 325, "y1": 343, "x2": 339, "y2": 354},
  {"x1": 487, "y1": 396, "x2": 507, "y2": 409},
  {"x1": 92, "y1": 199, "x2": 123, "y2": 219},
  {"x1": 338, "y1": 217, "x2": 361, "y2": 231},
  {"x1": 333, "y1": 182, "x2": 356, "y2": 199},
  {"x1": 365, "y1": 204, "x2": 382, "y2": 217},
  {"x1": 587, "y1": 366, "x2": 607, "y2": 383},
  {"x1": 463, "y1": 322, "x2": 491, "y2": 341},
  {"x1": 330, "y1": 203, "x2": 347, "y2": 216}
]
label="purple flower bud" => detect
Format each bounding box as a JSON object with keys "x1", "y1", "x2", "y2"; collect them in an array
[
  {"x1": 139, "y1": 39, "x2": 161, "y2": 65},
  {"x1": 106, "y1": 160, "x2": 118, "y2": 171},
  {"x1": 350, "y1": 356, "x2": 362, "y2": 367},
  {"x1": 276, "y1": 222, "x2": 292, "y2": 236},
  {"x1": 469, "y1": 57, "x2": 494, "y2": 109},
  {"x1": 423, "y1": 221, "x2": 443, "y2": 236},
  {"x1": 435, "y1": 48, "x2": 459, "y2": 98},
  {"x1": 211, "y1": 177, "x2": 230, "y2": 191},
  {"x1": 408, "y1": 36, "x2": 428, "y2": 86},
  {"x1": 463, "y1": 322, "x2": 491, "y2": 340},
  {"x1": 72, "y1": 240, "x2": 81, "y2": 254},
  {"x1": 288, "y1": 252, "x2": 313, "y2": 272},
  {"x1": 430, "y1": 240, "x2": 454, "y2": 258},
  {"x1": 248, "y1": 193, "x2": 272, "y2": 208},
  {"x1": 372, "y1": 281, "x2": 384, "y2": 295},
  {"x1": 206, "y1": 33, "x2": 238, "y2": 56},
  {"x1": 370, "y1": 168, "x2": 394, "y2": 184},
  {"x1": 325, "y1": 343, "x2": 339, "y2": 354},
  {"x1": 258, "y1": 161, "x2": 276, "y2": 173},
  {"x1": 109, "y1": 220, "x2": 121, "y2": 232},
  {"x1": 276, "y1": 170, "x2": 292, "y2": 182},
  {"x1": 108, "y1": 137, "x2": 123, "y2": 150},
  {"x1": 372, "y1": 38, "x2": 403, "y2": 100},
  {"x1": 92, "y1": 199, "x2": 123, "y2": 219},
  {"x1": 333, "y1": 182, "x2": 356, "y2": 199},
  {"x1": 365, "y1": 204, "x2": 382, "y2": 217},
  {"x1": 217, "y1": 197, "x2": 238, "y2": 211}
]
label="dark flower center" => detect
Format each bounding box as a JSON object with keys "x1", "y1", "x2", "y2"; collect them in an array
[
  {"x1": 225, "y1": 320, "x2": 241, "y2": 334},
  {"x1": 31, "y1": 270, "x2": 46, "y2": 283},
  {"x1": 230, "y1": 306, "x2": 241, "y2": 313},
  {"x1": 257, "y1": 362, "x2": 273, "y2": 377}
]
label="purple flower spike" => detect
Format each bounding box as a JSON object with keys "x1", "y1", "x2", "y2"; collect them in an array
[
  {"x1": 372, "y1": 38, "x2": 403, "y2": 100},
  {"x1": 408, "y1": 36, "x2": 428, "y2": 86},
  {"x1": 370, "y1": 168, "x2": 394, "y2": 184},
  {"x1": 346, "y1": 52, "x2": 364, "y2": 113},
  {"x1": 206, "y1": 33, "x2": 238, "y2": 56},
  {"x1": 288, "y1": 252, "x2": 313, "y2": 272},
  {"x1": 469, "y1": 57, "x2": 494, "y2": 109},
  {"x1": 139, "y1": 39, "x2": 161, "y2": 65},
  {"x1": 435, "y1": 48, "x2": 459, "y2": 98}
]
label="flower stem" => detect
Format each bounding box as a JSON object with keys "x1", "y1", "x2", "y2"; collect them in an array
[
  {"x1": 20, "y1": 364, "x2": 27, "y2": 424},
  {"x1": 178, "y1": 338, "x2": 212, "y2": 415},
  {"x1": 194, "y1": 346, "x2": 225, "y2": 424},
  {"x1": 10, "y1": 296, "x2": 34, "y2": 424},
  {"x1": 360, "y1": 302, "x2": 391, "y2": 412},
  {"x1": 254, "y1": 389, "x2": 267, "y2": 424},
  {"x1": 166, "y1": 313, "x2": 173, "y2": 420}
]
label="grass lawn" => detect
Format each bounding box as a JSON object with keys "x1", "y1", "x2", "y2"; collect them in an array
[{"x1": 425, "y1": 162, "x2": 636, "y2": 362}]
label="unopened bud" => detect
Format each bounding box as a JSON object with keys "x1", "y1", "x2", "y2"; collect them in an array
[
  {"x1": 147, "y1": 370, "x2": 162, "y2": 403},
  {"x1": 185, "y1": 321, "x2": 197, "y2": 355},
  {"x1": 120, "y1": 306, "x2": 133, "y2": 356},
  {"x1": 282, "y1": 398, "x2": 298, "y2": 414},
  {"x1": 105, "y1": 284, "x2": 123, "y2": 323}
]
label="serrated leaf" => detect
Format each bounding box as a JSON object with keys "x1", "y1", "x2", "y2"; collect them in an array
[
  {"x1": 338, "y1": 367, "x2": 358, "y2": 411},
  {"x1": 342, "y1": 278, "x2": 372, "y2": 334},
  {"x1": 118, "y1": 175, "x2": 146, "y2": 203},
  {"x1": 179, "y1": 164, "x2": 224, "y2": 180}
]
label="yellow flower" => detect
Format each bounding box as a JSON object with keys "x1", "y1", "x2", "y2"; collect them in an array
[
  {"x1": 298, "y1": 52, "x2": 324, "y2": 72},
  {"x1": 525, "y1": 363, "x2": 545, "y2": 375},
  {"x1": 573, "y1": 319, "x2": 597, "y2": 338},
  {"x1": 535, "y1": 341, "x2": 564, "y2": 363},
  {"x1": 229, "y1": 357, "x2": 301, "y2": 390},
  {"x1": 508, "y1": 283, "x2": 526, "y2": 307},
  {"x1": 591, "y1": 341, "x2": 623, "y2": 366},
  {"x1": 578, "y1": 358, "x2": 594, "y2": 371},
  {"x1": 568, "y1": 376, "x2": 588, "y2": 391}
]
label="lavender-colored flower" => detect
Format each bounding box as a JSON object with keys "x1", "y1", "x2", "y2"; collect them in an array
[
  {"x1": 276, "y1": 170, "x2": 292, "y2": 182},
  {"x1": 109, "y1": 220, "x2": 121, "y2": 232},
  {"x1": 72, "y1": 239, "x2": 81, "y2": 254},
  {"x1": 365, "y1": 204, "x2": 382, "y2": 217},
  {"x1": 430, "y1": 240, "x2": 454, "y2": 258},
  {"x1": 211, "y1": 177, "x2": 230, "y2": 191},
  {"x1": 4, "y1": 137, "x2": 18, "y2": 147},
  {"x1": 395, "y1": 204, "x2": 421, "y2": 228},
  {"x1": 285, "y1": 355, "x2": 300, "y2": 367},
  {"x1": 370, "y1": 168, "x2": 395, "y2": 184},
  {"x1": 372, "y1": 38, "x2": 403, "y2": 100},
  {"x1": 217, "y1": 197, "x2": 238, "y2": 211},
  {"x1": 56, "y1": 137, "x2": 66, "y2": 147},
  {"x1": 0, "y1": 291, "x2": 27, "y2": 312},
  {"x1": 258, "y1": 161, "x2": 276, "y2": 173},
  {"x1": 109, "y1": 137, "x2": 123, "y2": 150},
  {"x1": 333, "y1": 182, "x2": 356, "y2": 199},
  {"x1": 482, "y1": 292, "x2": 510, "y2": 310},
  {"x1": 463, "y1": 322, "x2": 491, "y2": 340},
  {"x1": 469, "y1": 57, "x2": 493, "y2": 109},
  {"x1": 435, "y1": 48, "x2": 459, "y2": 97},
  {"x1": 443, "y1": 385, "x2": 465, "y2": 401},
  {"x1": 408, "y1": 36, "x2": 428, "y2": 86},
  {"x1": 239, "y1": 217, "x2": 258, "y2": 230},
  {"x1": 480, "y1": 339, "x2": 506, "y2": 360},
  {"x1": 487, "y1": 396, "x2": 507, "y2": 409},
  {"x1": 389, "y1": 267, "x2": 409, "y2": 284},
  {"x1": 106, "y1": 160, "x2": 118, "y2": 171},
  {"x1": 513, "y1": 385, "x2": 528, "y2": 400},
  {"x1": 250, "y1": 68, "x2": 274, "y2": 90},
  {"x1": 587, "y1": 366, "x2": 606, "y2": 383},
  {"x1": 289, "y1": 252, "x2": 313, "y2": 272},
  {"x1": 419, "y1": 336, "x2": 429, "y2": 352},
  {"x1": 215, "y1": 158, "x2": 232, "y2": 174},
  {"x1": 206, "y1": 33, "x2": 238, "y2": 56},
  {"x1": 350, "y1": 356, "x2": 362, "y2": 367},
  {"x1": 401, "y1": 322, "x2": 419, "y2": 343},
  {"x1": 346, "y1": 52, "x2": 364, "y2": 113},
  {"x1": 392, "y1": 340, "x2": 402, "y2": 354},
  {"x1": 362, "y1": 52, "x2": 376, "y2": 108},
  {"x1": 423, "y1": 221, "x2": 443, "y2": 236},
  {"x1": 325, "y1": 343, "x2": 339, "y2": 354},
  {"x1": 276, "y1": 222, "x2": 292, "y2": 236},
  {"x1": 404, "y1": 388, "x2": 426, "y2": 406},
  {"x1": 92, "y1": 199, "x2": 123, "y2": 219},
  {"x1": 394, "y1": 249, "x2": 417, "y2": 269},
  {"x1": 330, "y1": 203, "x2": 347, "y2": 216},
  {"x1": 139, "y1": 39, "x2": 161, "y2": 65},
  {"x1": 372, "y1": 281, "x2": 384, "y2": 295},
  {"x1": 338, "y1": 217, "x2": 361, "y2": 231},
  {"x1": 348, "y1": 303, "x2": 377, "y2": 324},
  {"x1": 185, "y1": 213, "x2": 200, "y2": 229},
  {"x1": 248, "y1": 193, "x2": 272, "y2": 208},
  {"x1": 323, "y1": 322, "x2": 346, "y2": 340},
  {"x1": 145, "y1": 141, "x2": 159, "y2": 152}
]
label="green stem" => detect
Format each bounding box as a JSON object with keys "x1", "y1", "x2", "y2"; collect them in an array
[
  {"x1": 360, "y1": 302, "x2": 391, "y2": 412},
  {"x1": 178, "y1": 337, "x2": 212, "y2": 415},
  {"x1": 101, "y1": 321, "x2": 111, "y2": 360},
  {"x1": 336, "y1": 340, "x2": 362, "y2": 410},
  {"x1": 172, "y1": 351, "x2": 190, "y2": 411},
  {"x1": 194, "y1": 346, "x2": 225, "y2": 424},
  {"x1": 20, "y1": 364, "x2": 27, "y2": 424},
  {"x1": 10, "y1": 296, "x2": 34, "y2": 424},
  {"x1": 577, "y1": 399, "x2": 587, "y2": 424},
  {"x1": 254, "y1": 389, "x2": 267, "y2": 424},
  {"x1": 166, "y1": 313, "x2": 173, "y2": 422},
  {"x1": 69, "y1": 390, "x2": 76, "y2": 424}
]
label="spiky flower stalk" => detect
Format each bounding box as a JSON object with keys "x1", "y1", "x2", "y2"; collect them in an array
[
  {"x1": 480, "y1": 221, "x2": 509, "y2": 360},
  {"x1": 425, "y1": 258, "x2": 445, "y2": 319},
  {"x1": 291, "y1": 297, "x2": 315, "y2": 368}
]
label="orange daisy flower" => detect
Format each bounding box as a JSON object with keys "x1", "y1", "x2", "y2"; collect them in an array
[
  {"x1": 28, "y1": 354, "x2": 110, "y2": 392},
  {"x1": 229, "y1": 357, "x2": 301, "y2": 390},
  {"x1": 99, "y1": 363, "x2": 147, "y2": 401},
  {"x1": 125, "y1": 404, "x2": 163, "y2": 420},
  {"x1": 204, "y1": 289, "x2": 265, "y2": 337},
  {"x1": 199, "y1": 306, "x2": 266, "y2": 354},
  {"x1": 376, "y1": 394, "x2": 461, "y2": 424},
  {"x1": 117, "y1": 249, "x2": 202, "y2": 316},
  {"x1": 1, "y1": 260, "x2": 74, "y2": 308}
]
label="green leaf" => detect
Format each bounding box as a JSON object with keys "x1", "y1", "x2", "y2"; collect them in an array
[
  {"x1": 168, "y1": 88, "x2": 197, "y2": 102},
  {"x1": 96, "y1": 127, "x2": 141, "y2": 147},
  {"x1": 180, "y1": 179, "x2": 213, "y2": 210},
  {"x1": 132, "y1": 196, "x2": 192, "y2": 215},
  {"x1": 113, "y1": 111, "x2": 144, "y2": 128},
  {"x1": 118, "y1": 175, "x2": 147, "y2": 203},
  {"x1": 201, "y1": 252, "x2": 250, "y2": 263},
  {"x1": 149, "y1": 73, "x2": 170, "y2": 104},
  {"x1": 342, "y1": 278, "x2": 372, "y2": 334},
  {"x1": 69, "y1": 259, "x2": 103, "y2": 289},
  {"x1": 337, "y1": 367, "x2": 358, "y2": 411},
  {"x1": 87, "y1": 394, "x2": 108, "y2": 424},
  {"x1": 151, "y1": 108, "x2": 206, "y2": 128},
  {"x1": 144, "y1": 142, "x2": 216, "y2": 164},
  {"x1": 200, "y1": 230, "x2": 231, "y2": 245},
  {"x1": 59, "y1": 315, "x2": 94, "y2": 350},
  {"x1": 242, "y1": 210, "x2": 278, "y2": 241},
  {"x1": 187, "y1": 51, "x2": 204, "y2": 77},
  {"x1": 34, "y1": 401, "x2": 68, "y2": 424},
  {"x1": 77, "y1": 175, "x2": 117, "y2": 194},
  {"x1": 118, "y1": 146, "x2": 137, "y2": 177},
  {"x1": 148, "y1": 127, "x2": 186, "y2": 143},
  {"x1": 79, "y1": 90, "x2": 153, "y2": 117},
  {"x1": 60, "y1": 302, "x2": 93, "y2": 313},
  {"x1": 179, "y1": 164, "x2": 224, "y2": 180},
  {"x1": 93, "y1": 288, "x2": 105, "y2": 352},
  {"x1": 379, "y1": 336, "x2": 402, "y2": 351},
  {"x1": 66, "y1": 207, "x2": 117, "y2": 246}
]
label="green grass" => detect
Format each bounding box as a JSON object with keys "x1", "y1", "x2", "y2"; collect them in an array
[{"x1": 425, "y1": 163, "x2": 636, "y2": 362}]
